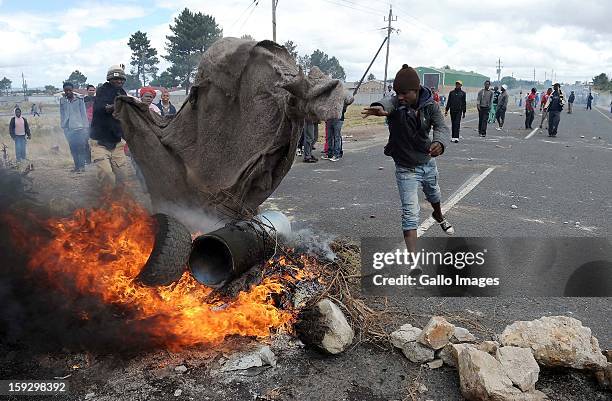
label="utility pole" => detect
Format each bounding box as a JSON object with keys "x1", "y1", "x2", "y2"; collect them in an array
[
  {"x1": 533, "y1": 68, "x2": 536, "y2": 83},
  {"x1": 21, "y1": 72, "x2": 27, "y2": 101},
  {"x1": 271, "y1": 0, "x2": 278, "y2": 42},
  {"x1": 496, "y1": 58, "x2": 502, "y2": 84},
  {"x1": 382, "y1": 4, "x2": 397, "y2": 95}
]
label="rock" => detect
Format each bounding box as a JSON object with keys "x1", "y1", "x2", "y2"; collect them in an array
[
  {"x1": 418, "y1": 316, "x2": 455, "y2": 350},
  {"x1": 458, "y1": 347, "x2": 549, "y2": 401},
  {"x1": 580, "y1": 135, "x2": 585, "y2": 138},
  {"x1": 439, "y1": 343, "x2": 474, "y2": 367},
  {"x1": 594, "y1": 363, "x2": 612, "y2": 390},
  {"x1": 85, "y1": 393, "x2": 95, "y2": 400},
  {"x1": 378, "y1": 167, "x2": 384, "y2": 170},
  {"x1": 511, "y1": 204, "x2": 518, "y2": 209},
  {"x1": 451, "y1": 326, "x2": 477, "y2": 343},
  {"x1": 418, "y1": 383, "x2": 428, "y2": 393},
  {"x1": 496, "y1": 346, "x2": 540, "y2": 392},
  {"x1": 500, "y1": 316, "x2": 607, "y2": 370},
  {"x1": 174, "y1": 389, "x2": 182, "y2": 397},
  {"x1": 427, "y1": 359, "x2": 444, "y2": 369},
  {"x1": 402, "y1": 341, "x2": 436, "y2": 363},
  {"x1": 221, "y1": 345, "x2": 277, "y2": 372},
  {"x1": 390, "y1": 324, "x2": 422, "y2": 349},
  {"x1": 604, "y1": 349, "x2": 612, "y2": 363},
  {"x1": 174, "y1": 365, "x2": 188, "y2": 373},
  {"x1": 477, "y1": 341, "x2": 500, "y2": 355},
  {"x1": 294, "y1": 298, "x2": 354, "y2": 354}
]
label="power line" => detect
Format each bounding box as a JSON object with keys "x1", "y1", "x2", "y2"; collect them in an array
[
  {"x1": 238, "y1": 1, "x2": 260, "y2": 31},
  {"x1": 231, "y1": 0, "x2": 258, "y2": 29},
  {"x1": 319, "y1": 0, "x2": 385, "y2": 17}
]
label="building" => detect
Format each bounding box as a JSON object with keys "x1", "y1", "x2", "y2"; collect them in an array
[
  {"x1": 415, "y1": 67, "x2": 490, "y2": 102},
  {"x1": 344, "y1": 79, "x2": 391, "y2": 105}
]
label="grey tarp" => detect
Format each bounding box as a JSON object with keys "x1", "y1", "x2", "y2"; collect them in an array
[{"x1": 115, "y1": 38, "x2": 346, "y2": 219}]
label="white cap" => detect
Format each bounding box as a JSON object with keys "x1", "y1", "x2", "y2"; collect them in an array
[{"x1": 501, "y1": 84, "x2": 508, "y2": 90}]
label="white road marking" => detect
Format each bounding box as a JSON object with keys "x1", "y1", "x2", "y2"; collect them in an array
[
  {"x1": 525, "y1": 127, "x2": 539, "y2": 139},
  {"x1": 417, "y1": 167, "x2": 496, "y2": 237},
  {"x1": 594, "y1": 107, "x2": 612, "y2": 122},
  {"x1": 463, "y1": 118, "x2": 478, "y2": 123}
]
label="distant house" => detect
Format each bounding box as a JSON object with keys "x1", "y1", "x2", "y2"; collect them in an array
[{"x1": 415, "y1": 67, "x2": 490, "y2": 91}]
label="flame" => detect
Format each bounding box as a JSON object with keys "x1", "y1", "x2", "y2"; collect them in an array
[{"x1": 6, "y1": 194, "x2": 296, "y2": 349}]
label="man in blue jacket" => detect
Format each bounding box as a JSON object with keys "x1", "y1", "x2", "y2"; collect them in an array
[
  {"x1": 60, "y1": 82, "x2": 90, "y2": 172},
  {"x1": 362, "y1": 64, "x2": 454, "y2": 267}
]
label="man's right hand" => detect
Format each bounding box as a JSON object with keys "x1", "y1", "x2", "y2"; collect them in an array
[{"x1": 361, "y1": 106, "x2": 388, "y2": 118}]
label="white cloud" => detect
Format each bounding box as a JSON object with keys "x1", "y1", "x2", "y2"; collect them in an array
[{"x1": 1, "y1": 0, "x2": 611, "y2": 87}]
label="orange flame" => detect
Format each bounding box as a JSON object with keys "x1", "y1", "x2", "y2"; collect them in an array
[{"x1": 7, "y1": 195, "x2": 295, "y2": 349}]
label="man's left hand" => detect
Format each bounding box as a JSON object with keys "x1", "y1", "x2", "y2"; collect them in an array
[{"x1": 429, "y1": 142, "x2": 443, "y2": 157}]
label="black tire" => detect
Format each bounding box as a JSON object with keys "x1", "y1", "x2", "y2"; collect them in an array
[{"x1": 136, "y1": 213, "x2": 192, "y2": 286}]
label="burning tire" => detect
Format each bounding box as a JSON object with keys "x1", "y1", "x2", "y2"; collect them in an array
[{"x1": 136, "y1": 213, "x2": 192, "y2": 286}]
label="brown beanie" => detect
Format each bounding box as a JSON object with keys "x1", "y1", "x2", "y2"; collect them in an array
[{"x1": 393, "y1": 64, "x2": 420, "y2": 93}]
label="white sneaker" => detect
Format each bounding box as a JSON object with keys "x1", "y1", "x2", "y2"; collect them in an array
[
  {"x1": 495, "y1": 127, "x2": 502, "y2": 131},
  {"x1": 321, "y1": 155, "x2": 330, "y2": 160},
  {"x1": 329, "y1": 156, "x2": 340, "y2": 162}
]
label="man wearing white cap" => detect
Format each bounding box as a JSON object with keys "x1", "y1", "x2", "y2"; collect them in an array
[
  {"x1": 495, "y1": 84, "x2": 509, "y2": 130},
  {"x1": 90, "y1": 64, "x2": 129, "y2": 188}
]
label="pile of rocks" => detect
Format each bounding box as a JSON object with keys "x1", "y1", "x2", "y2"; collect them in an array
[{"x1": 389, "y1": 315, "x2": 610, "y2": 401}]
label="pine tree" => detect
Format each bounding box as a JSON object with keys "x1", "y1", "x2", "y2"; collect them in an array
[
  {"x1": 128, "y1": 31, "x2": 160, "y2": 86},
  {"x1": 66, "y1": 70, "x2": 87, "y2": 88},
  {"x1": 164, "y1": 8, "x2": 223, "y2": 93}
]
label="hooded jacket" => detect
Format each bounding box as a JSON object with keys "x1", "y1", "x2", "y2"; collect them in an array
[
  {"x1": 372, "y1": 86, "x2": 449, "y2": 168},
  {"x1": 90, "y1": 82, "x2": 127, "y2": 148}
]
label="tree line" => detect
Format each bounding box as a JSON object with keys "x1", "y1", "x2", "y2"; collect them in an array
[{"x1": 52, "y1": 8, "x2": 347, "y2": 94}]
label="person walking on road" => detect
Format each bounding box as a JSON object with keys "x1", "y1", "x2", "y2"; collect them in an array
[
  {"x1": 361, "y1": 64, "x2": 454, "y2": 265},
  {"x1": 9, "y1": 108, "x2": 31, "y2": 162},
  {"x1": 60, "y1": 82, "x2": 90, "y2": 173},
  {"x1": 496, "y1": 84, "x2": 509, "y2": 130},
  {"x1": 444, "y1": 80, "x2": 466, "y2": 143},
  {"x1": 488, "y1": 85, "x2": 500, "y2": 124},
  {"x1": 546, "y1": 83, "x2": 564, "y2": 137},
  {"x1": 90, "y1": 64, "x2": 129, "y2": 187},
  {"x1": 567, "y1": 91, "x2": 575, "y2": 114},
  {"x1": 539, "y1": 88, "x2": 553, "y2": 129},
  {"x1": 586, "y1": 92, "x2": 593, "y2": 110},
  {"x1": 525, "y1": 88, "x2": 537, "y2": 129},
  {"x1": 477, "y1": 80, "x2": 494, "y2": 137},
  {"x1": 302, "y1": 119, "x2": 318, "y2": 163}
]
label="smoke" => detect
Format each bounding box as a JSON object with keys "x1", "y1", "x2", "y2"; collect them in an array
[
  {"x1": 155, "y1": 202, "x2": 225, "y2": 234},
  {"x1": 283, "y1": 227, "x2": 337, "y2": 261}
]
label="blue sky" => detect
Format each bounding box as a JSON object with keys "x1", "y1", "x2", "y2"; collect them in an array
[{"x1": 1, "y1": 1, "x2": 610, "y2": 88}]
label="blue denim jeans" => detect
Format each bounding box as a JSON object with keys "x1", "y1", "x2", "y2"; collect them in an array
[
  {"x1": 326, "y1": 119, "x2": 343, "y2": 157},
  {"x1": 14, "y1": 136, "x2": 26, "y2": 161},
  {"x1": 64, "y1": 128, "x2": 89, "y2": 170},
  {"x1": 395, "y1": 159, "x2": 441, "y2": 231}
]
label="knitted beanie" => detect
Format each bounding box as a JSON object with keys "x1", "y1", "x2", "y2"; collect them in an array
[
  {"x1": 106, "y1": 64, "x2": 126, "y2": 80},
  {"x1": 393, "y1": 64, "x2": 420, "y2": 93}
]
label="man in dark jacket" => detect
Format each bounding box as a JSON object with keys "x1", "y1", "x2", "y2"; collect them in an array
[
  {"x1": 547, "y1": 83, "x2": 564, "y2": 137},
  {"x1": 90, "y1": 64, "x2": 128, "y2": 187},
  {"x1": 9, "y1": 108, "x2": 31, "y2": 161},
  {"x1": 444, "y1": 80, "x2": 466, "y2": 143},
  {"x1": 586, "y1": 92, "x2": 593, "y2": 110},
  {"x1": 567, "y1": 91, "x2": 575, "y2": 114},
  {"x1": 477, "y1": 80, "x2": 493, "y2": 137},
  {"x1": 155, "y1": 89, "x2": 177, "y2": 117},
  {"x1": 362, "y1": 64, "x2": 454, "y2": 265}
]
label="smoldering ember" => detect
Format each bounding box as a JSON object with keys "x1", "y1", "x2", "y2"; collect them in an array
[{"x1": 0, "y1": 3, "x2": 611, "y2": 401}]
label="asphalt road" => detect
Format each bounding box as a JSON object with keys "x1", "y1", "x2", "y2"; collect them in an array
[{"x1": 258, "y1": 104, "x2": 612, "y2": 400}]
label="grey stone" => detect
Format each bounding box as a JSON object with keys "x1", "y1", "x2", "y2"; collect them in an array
[
  {"x1": 458, "y1": 347, "x2": 549, "y2": 401},
  {"x1": 438, "y1": 343, "x2": 475, "y2": 368},
  {"x1": 500, "y1": 316, "x2": 607, "y2": 370},
  {"x1": 496, "y1": 346, "x2": 540, "y2": 392},
  {"x1": 221, "y1": 345, "x2": 277, "y2": 372},
  {"x1": 477, "y1": 341, "x2": 500, "y2": 355},
  {"x1": 174, "y1": 365, "x2": 188, "y2": 373},
  {"x1": 390, "y1": 324, "x2": 422, "y2": 349},
  {"x1": 85, "y1": 393, "x2": 95, "y2": 400},
  {"x1": 451, "y1": 326, "x2": 477, "y2": 343},
  {"x1": 317, "y1": 299, "x2": 354, "y2": 354},
  {"x1": 173, "y1": 389, "x2": 182, "y2": 397},
  {"x1": 418, "y1": 316, "x2": 455, "y2": 350},
  {"x1": 402, "y1": 342, "x2": 436, "y2": 363},
  {"x1": 427, "y1": 359, "x2": 444, "y2": 369},
  {"x1": 594, "y1": 363, "x2": 612, "y2": 390}
]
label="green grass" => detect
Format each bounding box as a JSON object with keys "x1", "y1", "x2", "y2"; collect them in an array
[{"x1": 343, "y1": 104, "x2": 386, "y2": 130}]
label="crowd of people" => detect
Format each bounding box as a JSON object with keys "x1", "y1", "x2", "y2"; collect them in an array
[{"x1": 6, "y1": 65, "x2": 177, "y2": 188}]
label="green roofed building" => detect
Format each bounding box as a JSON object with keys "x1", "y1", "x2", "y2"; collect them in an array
[{"x1": 415, "y1": 67, "x2": 490, "y2": 90}]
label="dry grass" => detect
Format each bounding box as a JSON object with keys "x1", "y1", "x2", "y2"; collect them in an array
[{"x1": 343, "y1": 104, "x2": 386, "y2": 130}]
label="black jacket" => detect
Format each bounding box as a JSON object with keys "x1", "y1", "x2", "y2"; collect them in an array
[
  {"x1": 445, "y1": 88, "x2": 466, "y2": 114},
  {"x1": 372, "y1": 86, "x2": 449, "y2": 168},
  {"x1": 9, "y1": 117, "x2": 31, "y2": 139},
  {"x1": 155, "y1": 101, "x2": 177, "y2": 117},
  {"x1": 90, "y1": 82, "x2": 127, "y2": 147}
]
